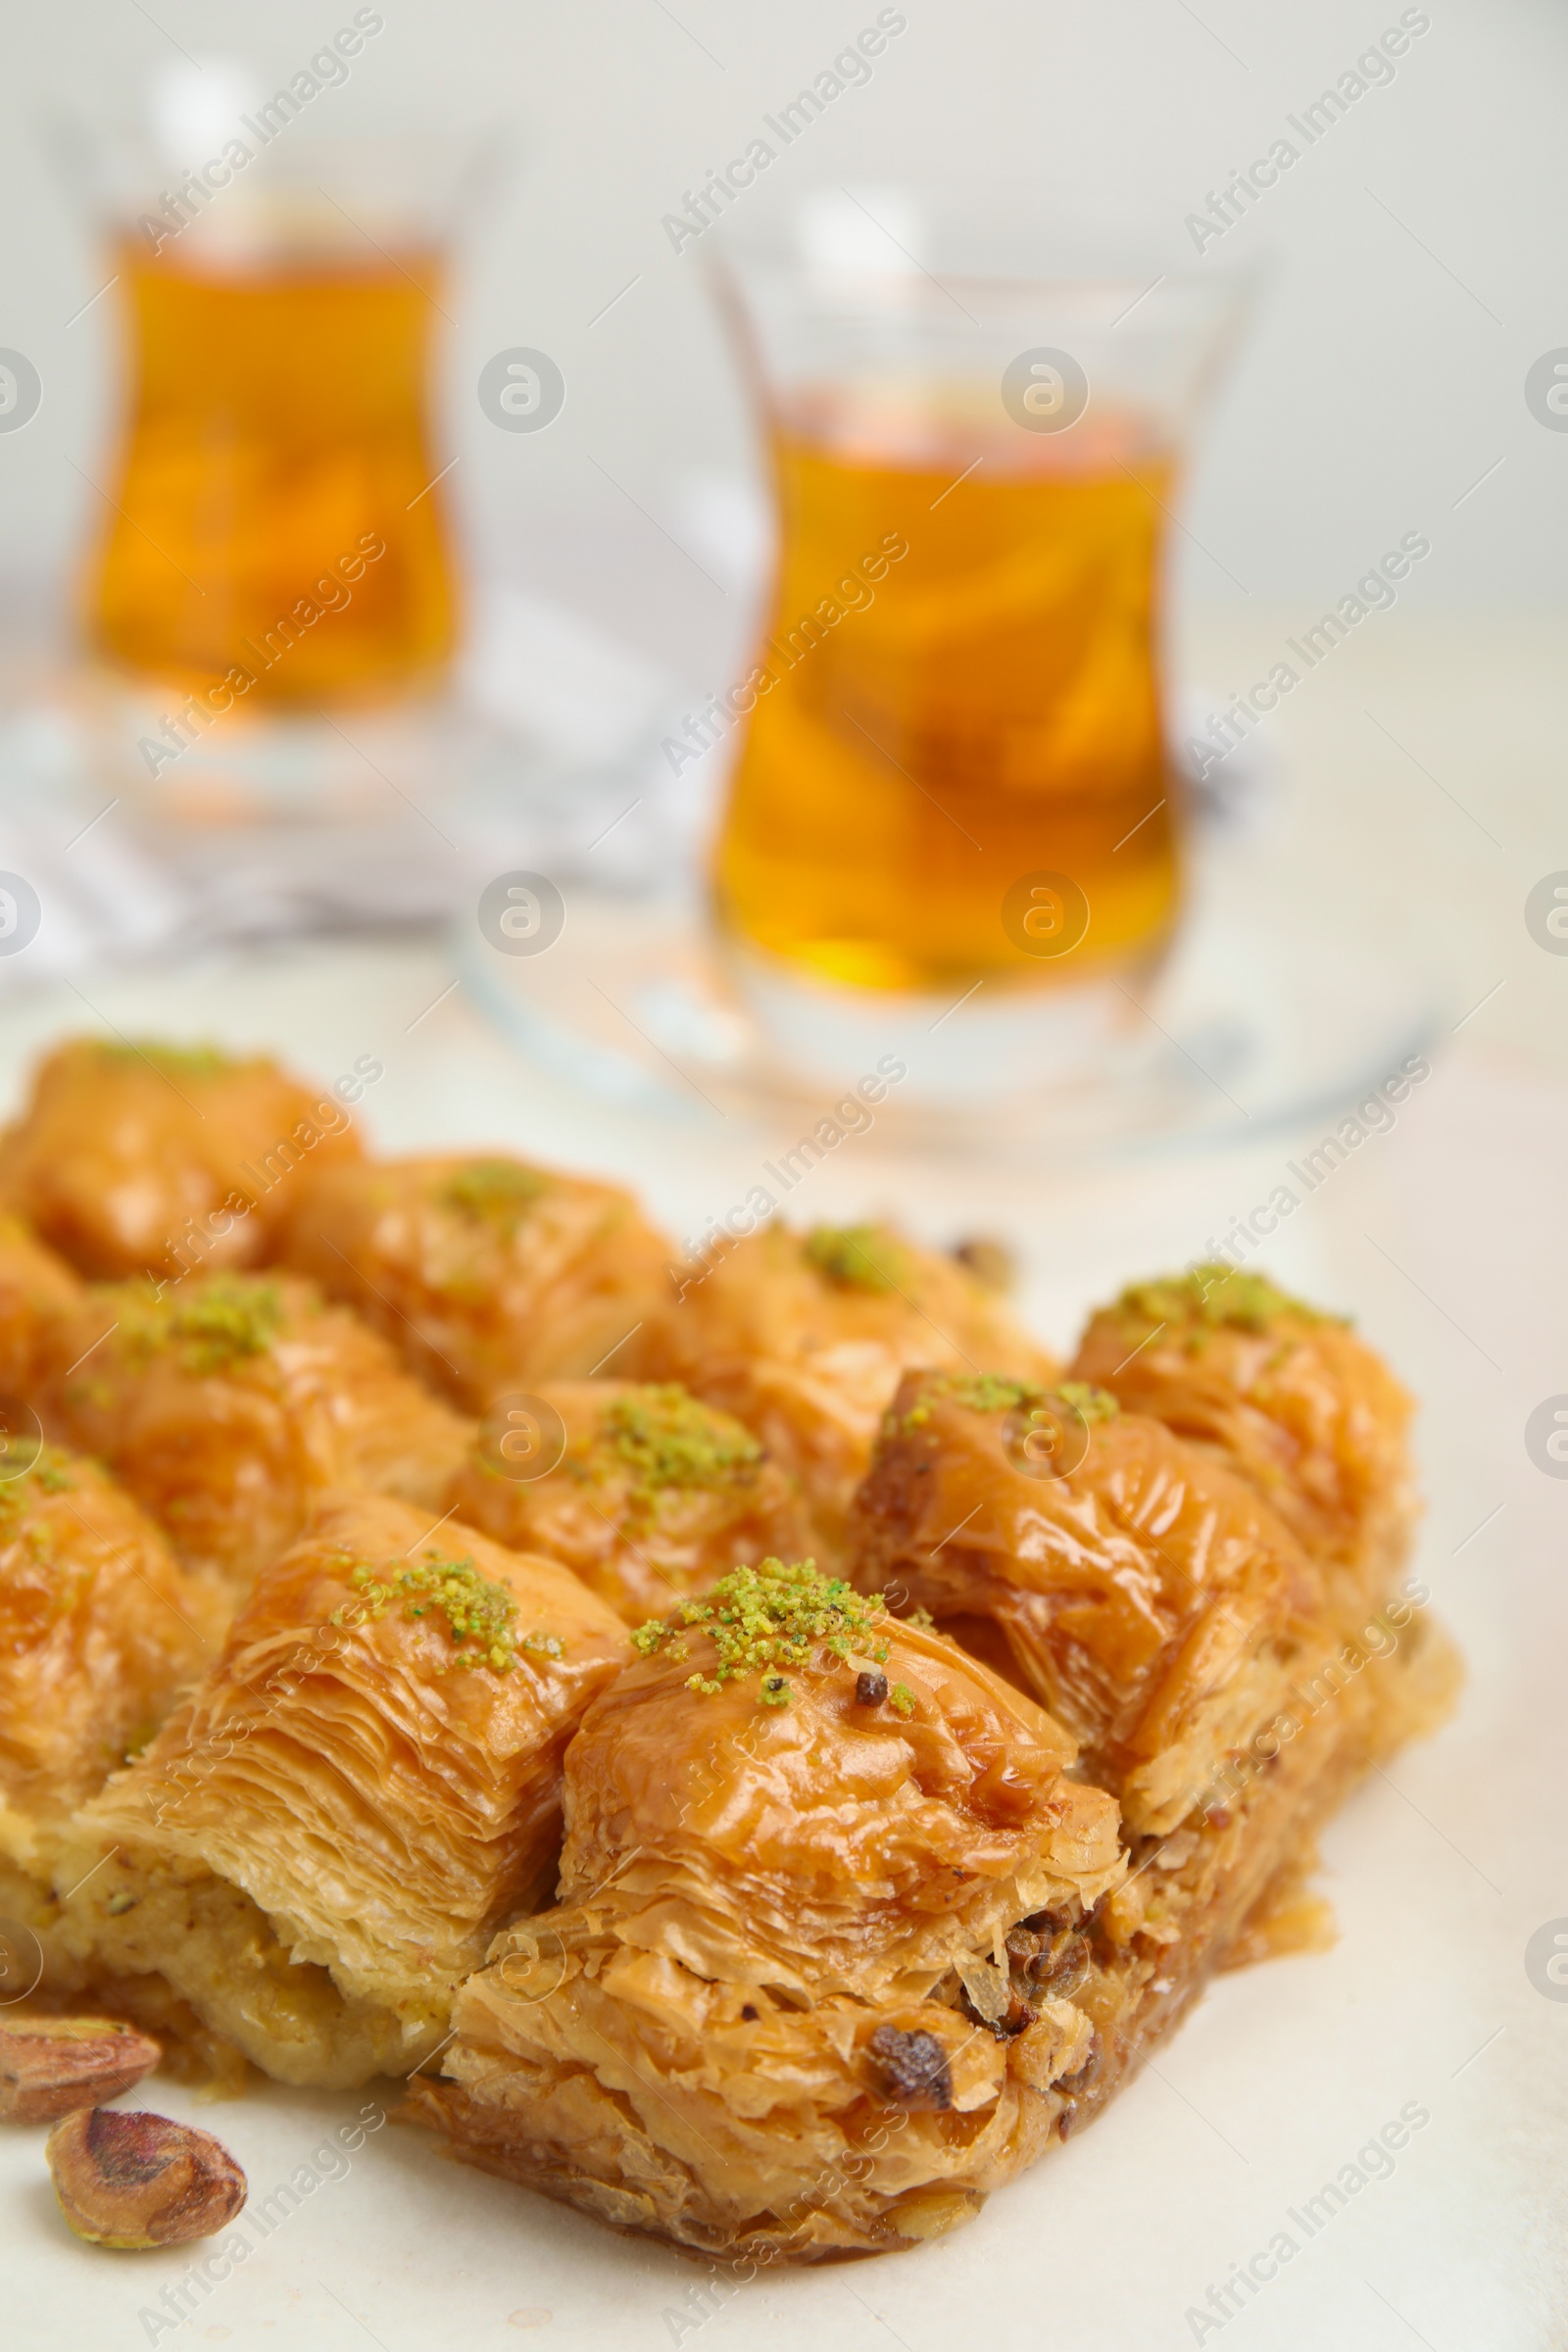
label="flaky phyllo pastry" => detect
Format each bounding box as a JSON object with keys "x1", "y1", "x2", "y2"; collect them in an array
[
  {"x1": 849, "y1": 1369, "x2": 1326, "y2": 1837},
  {"x1": 0, "y1": 1035, "x2": 363, "y2": 1279},
  {"x1": 56, "y1": 1496, "x2": 627, "y2": 2086},
  {"x1": 643, "y1": 1221, "x2": 1056, "y2": 1566},
  {"x1": 0, "y1": 1444, "x2": 221, "y2": 1975},
  {"x1": 278, "y1": 1152, "x2": 670, "y2": 1408},
  {"x1": 0, "y1": 1033, "x2": 1459, "y2": 2268},
  {"x1": 0, "y1": 1213, "x2": 83, "y2": 1396},
  {"x1": 37, "y1": 1268, "x2": 472, "y2": 1604},
  {"x1": 1070, "y1": 1263, "x2": 1417, "y2": 1602},
  {"x1": 405, "y1": 1562, "x2": 1125, "y2": 2255},
  {"x1": 446, "y1": 1380, "x2": 812, "y2": 1625}
]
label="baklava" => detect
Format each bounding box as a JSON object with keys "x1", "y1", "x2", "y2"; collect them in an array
[
  {"x1": 1070, "y1": 1264, "x2": 1416, "y2": 1606},
  {"x1": 406, "y1": 1560, "x2": 1124, "y2": 2255},
  {"x1": 0, "y1": 1036, "x2": 363, "y2": 1280},
  {"x1": 38, "y1": 1268, "x2": 472, "y2": 1605},
  {"x1": 59, "y1": 1494, "x2": 629, "y2": 2087},
  {"x1": 446, "y1": 1380, "x2": 811, "y2": 1624},
  {"x1": 278, "y1": 1152, "x2": 671, "y2": 1409},
  {"x1": 643, "y1": 1221, "x2": 1057, "y2": 1565},
  {"x1": 0, "y1": 1444, "x2": 220, "y2": 2006}
]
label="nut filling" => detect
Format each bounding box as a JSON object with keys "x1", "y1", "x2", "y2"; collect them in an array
[{"x1": 868, "y1": 2027, "x2": 954, "y2": 2112}]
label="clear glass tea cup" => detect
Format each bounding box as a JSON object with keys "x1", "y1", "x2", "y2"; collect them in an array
[{"x1": 707, "y1": 190, "x2": 1249, "y2": 1037}]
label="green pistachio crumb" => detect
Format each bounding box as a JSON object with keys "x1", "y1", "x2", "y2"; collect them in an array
[
  {"x1": 1053, "y1": 1381, "x2": 1120, "y2": 1423},
  {"x1": 347, "y1": 1548, "x2": 546, "y2": 1677},
  {"x1": 440, "y1": 1159, "x2": 550, "y2": 1236},
  {"x1": 888, "y1": 1683, "x2": 915, "y2": 1718},
  {"x1": 1115, "y1": 1264, "x2": 1342, "y2": 1335},
  {"x1": 803, "y1": 1224, "x2": 910, "y2": 1296},
  {"x1": 596, "y1": 1386, "x2": 761, "y2": 1512},
  {"x1": 638, "y1": 1557, "x2": 889, "y2": 1709},
  {"x1": 941, "y1": 1374, "x2": 1035, "y2": 1415},
  {"x1": 120, "y1": 1274, "x2": 284, "y2": 1375},
  {"x1": 94, "y1": 1039, "x2": 237, "y2": 1079}
]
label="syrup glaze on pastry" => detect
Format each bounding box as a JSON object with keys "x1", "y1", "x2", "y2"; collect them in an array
[
  {"x1": 0, "y1": 1215, "x2": 82, "y2": 1398},
  {"x1": 446, "y1": 1380, "x2": 811, "y2": 1624},
  {"x1": 848, "y1": 1371, "x2": 1323, "y2": 1836},
  {"x1": 1070, "y1": 1265, "x2": 1415, "y2": 1604},
  {"x1": 61, "y1": 1494, "x2": 629, "y2": 2087},
  {"x1": 642, "y1": 1221, "x2": 1057, "y2": 1566},
  {"x1": 405, "y1": 1560, "x2": 1124, "y2": 2257},
  {"x1": 278, "y1": 1152, "x2": 671, "y2": 1409},
  {"x1": 0, "y1": 1037, "x2": 362, "y2": 1280},
  {"x1": 38, "y1": 1269, "x2": 473, "y2": 1603},
  {"x1": 0, "y1": 1446, "x2": 220, "y2": 1849}
]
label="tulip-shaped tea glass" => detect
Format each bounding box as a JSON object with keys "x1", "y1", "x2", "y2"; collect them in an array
[
  {"x1": 707, "y1": 192, "x2": 1247, "y2": 1088},
  {"x1": 60, "y1": 61, "x2": 485, "y2": 831}
]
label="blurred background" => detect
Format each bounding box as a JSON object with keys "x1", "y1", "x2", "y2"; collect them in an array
[{"x1": 0, "y1": 0, "x2": 1563, "y2": 1063}]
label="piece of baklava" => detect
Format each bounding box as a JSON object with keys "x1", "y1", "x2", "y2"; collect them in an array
[
  {"x1": 1070, "y1": 1264, "x2": 1416, "y2": 1604},
  {"x1": 38, "y1": 1269, "x2": 473, "y2": 1603},
  {"x1": 0, "y1": 1215, "x2": 83, "y2": 1399},
  {"x1": 642, "y1": 1222, "x2": 1057, "y2": 1566},
  {"x1": 277, "y1": 1153, "x2": 672, "y2": 1410},
  {"x1": 848, "y1": 1369, "x2": 1458, "y2": 2141},
  {"x1": 58, "y1": 1494, "x2": 629, "y2": 2088},
  {"x1": 0, "y1": 1035, "x2": 363, "y2": 1280},
  {"x1": 849, "y1": 1373, "x2": 1325, "y2": 1836},
  {"x1": 405, "y1": 1560, "x2": 1125, "y2": 2257},
  {"x1": 0, "y1": 1443, "x2": 220, "y2": 2000},
  {"x1": 447, "y1": 1380, "x2": 812, "y2": 1624}
]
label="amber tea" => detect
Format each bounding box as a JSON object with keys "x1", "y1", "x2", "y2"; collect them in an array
[
  {"x1": 86, "y1": 241, "x2": 457, "y2": 708},
  {"x1": 714, "y1": 395, "x2": 1179, "y2": 995}
]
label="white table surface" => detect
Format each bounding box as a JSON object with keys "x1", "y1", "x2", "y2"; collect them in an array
[{"x1": 3, "y1": 605, "x2": 1566, "y2": 2350}]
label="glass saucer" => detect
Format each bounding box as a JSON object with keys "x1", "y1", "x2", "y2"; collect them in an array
[{"x1": 455, "y1": 830, "x2": 1443, "y2": 1166}]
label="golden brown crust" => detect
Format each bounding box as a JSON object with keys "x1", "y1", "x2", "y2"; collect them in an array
[
  {"x1": 1052, "y1": 1601, "x2": 1460, "y2": 2141},
  {"x1": 641, "y1": 1223, "x2": 1057, "y2": 1566},
  {"x1": 36, "y1": 1269, "x2": 473, "y2": 1602},
  {"x1": 1070, "y1": 1266, "x2": 1416, "y2": 1604},
  {"x1": 447, "y1": 1381, "x2": 812, "y2": 1624},
  {"x1": 0, "y1": 1037, "x2": 362, "y2": 1280},
  {"x1": 0, "y1": 1215, "x2": 83, "y2": 1398},
  {"x1": 848, "y1": 1373, "x2": 1322, "y2": 1835},
  {"x1": 405, "y1": 1565, "x2": 1123, "y2": 2256},
  {"x1": 837, "y1": 1338, "x2": 1458, "y2": 2212},
  {"x1": 59, "y1": 1494, "x2": 630, "y2": 2086},
  {"x1": 278, "y1": 1153, "x2": 672, "y2": 1409},
  {"x1": 0, "y1": 1445, "x2": 220, "y2": 1853}
]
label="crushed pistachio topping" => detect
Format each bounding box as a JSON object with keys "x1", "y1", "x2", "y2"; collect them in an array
[
  {"x1": 889, "y1": 1682, "x2": 915, "y2": 1718},
  {"x1": 592, "y1": 1386, "x2": 761, "y2": 1508},
  {"x1": 632, "y1": 1558, "x2": 891, "y2": 1707},
  {"x1": 329, "y1": 1548, "x2": 559, "y2": 1675},
  {"x1": 6, "y1": 1446, "x2": 77, "y2": 1498},
  {"x1": 1115, "y1": 1264, "x2": 1337, "y2": 1334},
  {"x1": 803, "y1": 1224, "x2": 910, "y2": 1296},
  {"x1": 893, "y1": 1374, "x2": 1117, "y2": 1433},
  {"x1": 942, "y1": 1374, "x2": 1037, "y2": 1414},
  {"x1": 93, "y1": 1039, "x2": 237, "y2": 1080},
  {"x1": 440, "y1": 1159, "x2": 550, "y2": 1235},
  {"x1": 1053, "y1": 1382, "x2": 1120, "y2": 1423},
  {"x1": 121, "y1": 1275, "x2": 284, "y2": 1376}
]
